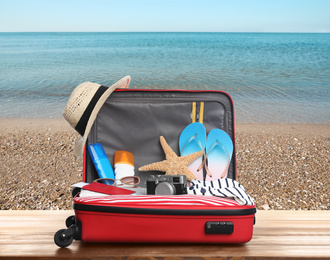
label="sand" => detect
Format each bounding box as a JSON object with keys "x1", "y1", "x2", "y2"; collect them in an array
[{"x1": 0, "y1": 118, "x2": 329, "y2": 210}]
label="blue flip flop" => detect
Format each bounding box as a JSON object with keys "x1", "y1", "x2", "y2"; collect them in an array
[
  {"x1": 179, "y1": 122, "x2": 206, "y2": 180},
  {"x1": 205, "y1": 129, "x2": 233, "y2": 181}
]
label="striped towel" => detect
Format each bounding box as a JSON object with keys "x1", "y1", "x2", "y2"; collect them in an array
[{"x1": 188, "y1": 179, "x2": 254, "y2": 205}]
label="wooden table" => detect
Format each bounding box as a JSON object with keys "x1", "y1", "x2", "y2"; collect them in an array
[{"x1": 0, "y1": 210, "x2": 329, "y2": 259}]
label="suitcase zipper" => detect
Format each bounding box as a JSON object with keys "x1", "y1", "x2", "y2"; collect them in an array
[
  {"x1": 109, "y1": 96, "x2": 227, "y2": 104},
  {"x1": 73, "y1": 203, "x2": 256, "y2": 216}
]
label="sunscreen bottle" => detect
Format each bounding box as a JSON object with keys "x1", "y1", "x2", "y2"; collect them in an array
[
  {"x1": 88, "y1": 143, "x2": 115, "y2": 180},
  {"x1": 114, "y1": 151, "x2": 134, "y2": 184}
]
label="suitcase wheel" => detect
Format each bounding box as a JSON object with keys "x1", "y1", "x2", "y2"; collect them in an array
[
  {"x1": 54, "y1": 229, "x2": 74, "y2": 248},
  {"x1": 65, "y1": 215, "x2": 76, "y2": 228},
  {"x1": 54, "y1": 216, "x2": 82, "y2": 248}
]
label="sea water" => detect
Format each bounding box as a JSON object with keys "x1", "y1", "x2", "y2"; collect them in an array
[{"x1": 0, "y1": 32, "x2": 329, "y2": 123}]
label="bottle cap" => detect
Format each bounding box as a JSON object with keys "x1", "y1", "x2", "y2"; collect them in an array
[{"x1": 114, "y1": 151, "x2": 134, "y2": 166}]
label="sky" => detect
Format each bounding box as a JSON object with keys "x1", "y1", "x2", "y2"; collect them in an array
[{"x1": 0, "y1": 0, "x2": 329, "y2": 33}]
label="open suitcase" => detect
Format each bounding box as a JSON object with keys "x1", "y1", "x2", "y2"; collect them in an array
[{"x1": 54, "y1": 89, "x2": 256, "y2": 248}]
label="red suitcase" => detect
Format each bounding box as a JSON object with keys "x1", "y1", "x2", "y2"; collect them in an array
[{"x1": 55, "y1": 89, "x2": 256, "y2": 247}]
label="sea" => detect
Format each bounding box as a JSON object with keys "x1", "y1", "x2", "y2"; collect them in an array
[{"x1": 0, "y1": 32, "x2": 329, "y2": 123}]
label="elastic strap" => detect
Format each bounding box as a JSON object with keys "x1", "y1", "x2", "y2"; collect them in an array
[
  {"x1": 191, "y1": 101, "x2": 204, "y2": 124},
  {"x1": 199, "y1": 102, "x2": 204, "y2": 124},
  {"x1": 192, "y1": 102, "x2": 197, "y2": 123}
]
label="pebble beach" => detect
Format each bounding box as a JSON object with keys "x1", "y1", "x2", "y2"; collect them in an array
[{"x1": 0, "y1": 118, "x2": 329, "y2": 211}]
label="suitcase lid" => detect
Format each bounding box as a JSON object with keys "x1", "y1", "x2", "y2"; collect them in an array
[{"x1": 84, "y1": 89, "x2": 236, "y2": 185}]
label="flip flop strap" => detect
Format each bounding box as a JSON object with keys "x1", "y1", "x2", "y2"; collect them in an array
[
  {"x1": 206, "y1": 140, "x2": 231, "y2": 162},
  {"x1": 198, "y1": 140, "x2": 231, "y2": 178},
  {"x1": 197, "y1": 158, "x2": 213, "y2": 178},
  {"x1": 180, "y1": 133, "x2": 205, "y2": 156}
]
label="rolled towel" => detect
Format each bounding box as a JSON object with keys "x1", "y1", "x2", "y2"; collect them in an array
[{"x1": 188, "y1": 178, "x2": 254, "y2": 206}]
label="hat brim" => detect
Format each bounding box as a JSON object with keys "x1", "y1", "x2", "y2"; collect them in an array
[{"x1": 74, "y1": 75, "x2": 131, "y2": 158}]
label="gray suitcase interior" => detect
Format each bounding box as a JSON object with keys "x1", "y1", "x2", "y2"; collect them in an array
[{"x1": 85, "y1": 90, "x2": 235, "y2": 186}]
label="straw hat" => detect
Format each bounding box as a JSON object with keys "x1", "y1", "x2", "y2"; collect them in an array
[{"x1": 63, "y1": 75, "x2": 131, "y2": 158}]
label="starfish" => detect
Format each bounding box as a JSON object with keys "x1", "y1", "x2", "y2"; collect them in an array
[{"x1": 139, "y1": 136, "x2": 203, "y2": 181}]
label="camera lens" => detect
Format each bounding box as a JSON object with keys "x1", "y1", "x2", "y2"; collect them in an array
[{"x1": 155, "y1": 182, "x2": 176, "y2": 195}]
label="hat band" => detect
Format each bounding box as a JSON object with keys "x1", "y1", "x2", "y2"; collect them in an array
[{"x1": 75, "y1": 85, "x2": 108, "y2": 136}]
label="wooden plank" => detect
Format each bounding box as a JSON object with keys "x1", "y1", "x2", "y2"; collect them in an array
[{"x1": 0, "y1": 210, "x2": 329, "y2": 259}]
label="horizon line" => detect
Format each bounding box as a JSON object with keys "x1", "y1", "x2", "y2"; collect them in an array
[{"x1": 0, "y1": 31, "x2": 329, "y2": 34}]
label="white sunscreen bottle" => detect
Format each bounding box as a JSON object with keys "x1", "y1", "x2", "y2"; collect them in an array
[{"x1": 114, "y1": 151, "x2": 135, "y2": 184}]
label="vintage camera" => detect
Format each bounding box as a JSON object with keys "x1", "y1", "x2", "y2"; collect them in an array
[{"x1": 146, "y1": 175, "x2": 188, "y2": 195}]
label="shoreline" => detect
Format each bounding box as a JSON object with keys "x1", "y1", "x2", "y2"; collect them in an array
[
  {"x1": 1, "y1": 117, "x2": 329, "y2": 132},
  {"x1": 0, "y1": 118, "x2": 329, "y2": 210}
]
